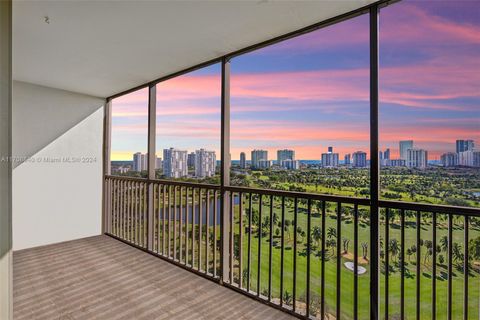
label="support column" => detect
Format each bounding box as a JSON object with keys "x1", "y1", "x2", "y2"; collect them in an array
[
  {"x1": 369, "y1": 5, "x2": 380, "y2": 320},
  {"x1": 0, "y1": 1, "x2": 13, "y2": 319},
  {"x1": 220, "y1": 58, "x2": 231, "y2": 283},
  {"x1": 102, "y1": 99, "x2": 112, "y2": 234},
  {"x1": 147, "y1": 84, "x2": 156, "y2": 250}
]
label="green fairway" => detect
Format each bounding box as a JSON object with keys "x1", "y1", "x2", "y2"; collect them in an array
[{"x1": 226, "y1": 197, "x2": 480, "y2": 319}]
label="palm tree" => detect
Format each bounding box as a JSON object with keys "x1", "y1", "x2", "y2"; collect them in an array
[
  {"x1": 327, "y1": 239, "x2": 336, "y2": 256},
  {"x1": 312, "y1": 226, "x2": 322, "y2": 247},
  {"x1": 342, "y1": 238, "x2": 350, "y2": 254},
  {"x1": 425, "y1": 248, "x2": 433, "y2": 264},
  {"x1": 440, "y1": 236, "x2": 448, "y2": 253},
  {"x1": 389, "y1": 239, "x2": 400, "y2": 262},
  {"x1": 452, "y1": 242, "x2": 463, "y2": 264},
  {"x1": 406, "y1": 248, "x2": 413, "y2": 262},
  {"x1": 327, "y1": 227, "x2": 336, "y2": 240},
  {"x1": 361, "y1": 242, "x2": 368, "y2": 259}
]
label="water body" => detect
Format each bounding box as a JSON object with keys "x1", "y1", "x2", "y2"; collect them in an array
[{"x1": 158, "y1": 196, "x2": 241, "y2": 226}]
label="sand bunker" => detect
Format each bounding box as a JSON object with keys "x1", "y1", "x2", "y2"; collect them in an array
[{"x1": 344, "y1": 262, "x2": 367, "y2": 274}]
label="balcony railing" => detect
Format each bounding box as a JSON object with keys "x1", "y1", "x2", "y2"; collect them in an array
[{"x1": 104, "y1": 175, "x2": 480, "y2": 320}]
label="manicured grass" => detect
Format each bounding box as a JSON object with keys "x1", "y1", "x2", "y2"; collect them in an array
[{"x1": 229, "y1": 198, "x2": 480, "y2": 319}]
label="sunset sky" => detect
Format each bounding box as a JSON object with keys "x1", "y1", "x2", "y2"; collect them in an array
[{"x1": 111, "y1": 0, "x2": 480, "y2": 161}]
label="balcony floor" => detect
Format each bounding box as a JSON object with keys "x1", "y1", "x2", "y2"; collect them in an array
[{"x1": 14, "y1": 235, "x2": 294, "y2": 320}]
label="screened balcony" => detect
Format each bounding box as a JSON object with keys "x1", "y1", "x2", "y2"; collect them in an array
[{"x1": 2, "y1": 1, "x2": 480, "y2": 320}]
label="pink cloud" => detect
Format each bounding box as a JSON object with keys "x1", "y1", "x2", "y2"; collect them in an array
[{"x1": 381, "y1": 3, "x2": 480, "y2": 46}]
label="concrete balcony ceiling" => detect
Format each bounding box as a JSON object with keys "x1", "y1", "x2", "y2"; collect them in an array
[{"x1": 13, "y1": 0, "x2": 377, "y2": 98}]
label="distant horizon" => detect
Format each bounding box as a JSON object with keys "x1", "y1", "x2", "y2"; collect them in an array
[{"x1": 111, "y1": 138, "x2": 477, "y2": 162}]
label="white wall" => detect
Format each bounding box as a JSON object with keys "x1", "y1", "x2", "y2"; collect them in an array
[
  {"x1": 12, "y1": 81, "x2": 104, "y2": 250},
  {"x1": 0, "y1": 1, "x2": 13, "y2": 319}
]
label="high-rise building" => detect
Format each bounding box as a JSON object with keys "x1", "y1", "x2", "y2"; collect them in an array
[
  {"x1": 344, "y1": 154, "x2": 351, "y2": 166},
  {"x1": 458, "y1": 150, "x2": 480, "y2": 167},
  {"x1": 133, "y1": 152, "x2": 147, "y2": 172},
  {"x1": 134, "y1": 152, "x2": 162, "y2": 171},
  {"x1": 155, "y1": 157, "x2": 163, "y2": 170},
  {"x1": 385, "y1": 159, "x2": 406, "y2": 167},
  {"x1": 251, "y1": 149, "x2": 268, "y2": 169},
  {"x1": 277, "y1": 149, "x2": 295, "y2": 164},
  {"x1": 352, "y1": 151, "x2": 367, "y2": 168},
  {"x1": 384, "y1": 148, "x2": 390, "y2": 160},
  {"x1": 187, "y1": 152, "x2": 196, "y2": 167},
  {"x1": 239, "y1": 152, "x2": 246, "y2": 169},
  {"x1": 163, "y1": 148, "x2": 188, "y2": 178},
  {"x1": 399, "y1": 140, "x2": 414, "y2": 160},
  {"x1": 194, "y1": 149, "x2": 216, "y2": 178},
  {"x1": 280, "y1": 159, "x2": 300, "y2": 170},
  {"x1": 258, "y1": 160, "x2": 272, "y2": 169},
  {"x1": 456, "y1": 140, "x2": 475, "y2": 153},
  {"x1": 440, "y1": 152, "x2": 458, "y2": 167},
  {"x1": 379, "y1": 148, "x2": 391, "y2": 166},
  {"x1": 406, "y1": 149, "x2": 428, "y2": 168},
  {"x1": 321, "y1": 147, "x2": 339, "y2": 167}
]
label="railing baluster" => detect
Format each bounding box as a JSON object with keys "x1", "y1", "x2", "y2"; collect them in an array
[
  {"x1": 416, "y1": 211, "x2": 421, "y2": 320},
  {"x1": 306, "y1": 199, "x2": 311, "y2": 317},
  {"x1": 400, "y1": 209, "x2": 405, "y2": 320},
  {"x1": 293, "y1": 197, "x2": 297, "y2": 311},
  {"x1": 205, "y1": 189, "x2": 210, "y2": 273},
  {"x1": 336, "y1": 202, "x2": 341, "y2": 319},
  {"x1": 199, "y1": 188, "x2": 203, "y2": 271},
  {"x1": 130, "y1": 181, "x2": 135, "y2": 243},
  {"x1": 175, "y1": 186, "x2": 179, "y2": 260},
  {"x1": 125, "y1": 181, "x2": 128, "y2": 239},
  {"x1": 192, "y1": 187, "x2": 196, "y2": 267},
  {"x1": 213, "y1": 190, "x2": 218, "y2": 277},
  {"x1": 157, "y1": 184, "x2": 161, "y2": 254},
  {"x1": 135, "y1": 182, "x2": 138, "y2": 244},
  {"x1": 354, "y1": 204, "x2": 358, "y2": 320},
  {"x1": 111, "y1": 180, "x2": 114, "y2": 235},
  {"x1": 167, "y1": 185, "x2": 171, "y2": 256},
  {"x1": 124, "y1": 180, "x2": 128, "y2": 240},
  {"x1": 447, "y1": 214, "x2": 453, "y2": 320},
  {"x1": 239, "y1": 192, "x2": 243, "y2": 287},
  {"x1": 144, "y1": 182, "x2": 148, "y2": 248},
  {"x1": 130, "y1": 181, "x2": 134, "y2": 242},
  {"x1": 229, "y1": 192, "x2": 234, "y2": 282},
  {"x1": 162, "y1": 185, "x2": 166, "y2": 255},
  {"x1": 321, "y1": 200, "x2": 326, "y2": 320},
  {"x1": 280, "y1": 196, "x2": 285, "y2": 307},
  {"x1": 385, "y1": 208, "x2": 390, "y2": 320},
  {"x1": 121, "y1": 180, "x2": 124, "y2": 239},
  {"x1": 463, "y1": 216, "x2": 468, "y2": 320},
  {"x1": 268, "y1": 195, "x2": 274, "y2": 301},
  {"x1": 117, "y1": 180, "x2": 120, "y2": 238},
  {"x1": 432, "y1": 212, "x2": 437, "y2": 320},
  {"x1": 258, "y1": 194, "x2": 263, "y2": 296},
  {"x1": 185, "y1": 187, "x2": 188, "y2": 265},
  {"x1": 186, "y1": 187, "x2": 190, "y2": 265},
  {"x1": 247, "y1": 193, "x2": 252, "y2": 292},
  {"x1": 180, "y1": 186, "x2": 183, "y2": 262}
]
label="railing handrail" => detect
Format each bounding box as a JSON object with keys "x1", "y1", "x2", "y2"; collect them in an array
[
  {"x1": 224, "y1": 185, "x2": 371, "y2": 206},
  {"x1": 379, "y1": 199, "x2": 480, "y2": 217},
  {"x1": 105, "y1": 174, "x2": 221, "y2": 189},
  {"x1": 106, "y1": 175, "x2": 480, "y2": 216}
]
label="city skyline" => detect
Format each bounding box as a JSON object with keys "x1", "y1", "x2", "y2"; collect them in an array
[
  {"x1": 119, "y1": 138, "x2": 477, "y2": 163},
  {"x1": 110, "y1": 1, "x2": 480, "y2": 161}
]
